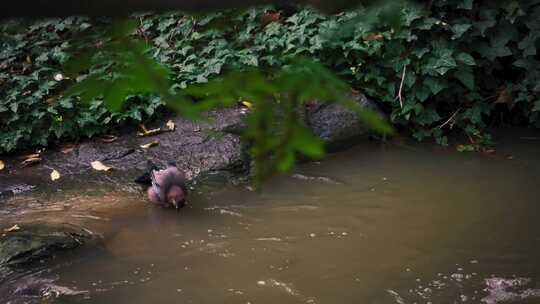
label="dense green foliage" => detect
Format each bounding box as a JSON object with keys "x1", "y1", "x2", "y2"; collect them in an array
[
  {"x1": 1, "y1": 0, "x2": 539, "y2": 155},
  {"x1": 0, "y1": 18, "x2": 165, "y2": 152}
]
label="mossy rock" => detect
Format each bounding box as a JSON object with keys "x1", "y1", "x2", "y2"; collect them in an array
[{"x1": 0, "y1": 223, "x2": 97, "y2": 267}]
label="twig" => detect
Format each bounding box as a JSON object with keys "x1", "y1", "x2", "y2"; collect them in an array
[
  {"x1": 466, "y1": 132, "x2": 475, "y2": 144},
  {"x1": 137, "y1": 16, "x2": 150, "y2": 44},
  {"x1": 395, "y1": 64, "x2": 407, "y2": 108},
  {"x1": 438, "y1": 108, "x2": 461, "y2": 129}
]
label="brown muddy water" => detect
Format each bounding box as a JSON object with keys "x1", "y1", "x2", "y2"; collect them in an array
[{"x1": 3, "y1": 130, "x2": 540, "y2": 304}]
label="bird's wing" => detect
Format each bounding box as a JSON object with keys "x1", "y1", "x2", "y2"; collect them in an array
[
  {"x1": 168, "y1": 167, "x2": 187, "y2": 192},
  {"x1": 150, "y1": 169, "x2": 166, "y2": 201}
]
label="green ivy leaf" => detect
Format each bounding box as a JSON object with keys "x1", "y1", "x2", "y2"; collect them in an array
[
  {"x1": 454, "y1": 67, "x2": 475, "y2": 90},
  {"x1": 424, "y1": 77, "x2": 447, "y2": 95},
  {"x1": 456, "y1": 52, "x2": 476, "y2": 66},
  {"x1": 451, "y1": 23, "x2": 472, "y2": 39}
]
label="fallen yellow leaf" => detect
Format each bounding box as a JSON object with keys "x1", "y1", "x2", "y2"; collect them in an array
[
  {"x1": 21, "y1": 157, "x2": 41, "y2": 167},
  {"x1": 4, "y1": 224, "x2": 20, "y2": 232},
  {"x1": 0, "y1": 160, "x2": 4, "y2": 171},
  {"x1": 140, "y1": 140, "x2": 159, "y2": 149},
  {"x1": 139, "y1": 124, "x2": 150, "y2": 133},
  {"x1": 137, "y1": 128, "x2": 162, "y2": 137},
  {"x1": 241, "y1": 101, "x2": 253, "y2": 109},
  {"x1": 51, "y1": 169, "x2": 61, "y2": 181},
  {"x1": 101, "y1": 134, "x2": 118, "y2": 143},
  {"x1": 91, "y1": 161, "x2": 112, "y2": 171},
  {"x1": 61, "y1": 144, "x2": 74, "y2": 154},
  {"x1": 166, "y1": 120, "x2": 176, "y2": 131},
  {"x1": 20, "y1": 153, "x2": 40, "y2": 159}
]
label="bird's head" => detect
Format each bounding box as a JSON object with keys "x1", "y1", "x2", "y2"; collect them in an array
[{"x1": 167, "y1": 185, "x2": 186, "y2": 210}]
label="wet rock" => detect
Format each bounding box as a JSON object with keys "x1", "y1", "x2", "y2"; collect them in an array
[
  {"x1": 0, "y1": 271, "x2": 87, "y2": 304},
  {"x1": 43, "y1": 107, "x2": 248, "y2": 180},
  {"x1": 0, "y1": 184, "x2": 36, "y2": 200},
  {"x1": 306, "y1": 91, "x2": 384, "y2": 149},
  {"x1": 0, "y1": 223, "x2": 97, "y2": 267},
  {"x1": 483, "y1": 277, "x2": 540, "y2": 304}
]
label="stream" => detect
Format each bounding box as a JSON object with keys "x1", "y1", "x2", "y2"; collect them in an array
[{"x1": 2, "y1": 130, "x2": 540, "y2": 303}]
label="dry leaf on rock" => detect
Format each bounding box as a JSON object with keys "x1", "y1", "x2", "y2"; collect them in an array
[
  {"x1": 137, "y1": 124, "x2": 162, "y2": 137},
  {"x1": 140, "y1": 140, "x2": 159, "y2": 149},
  {"x1": 20, "y1": 153, "x2": 40, "y2": 159},
  {"x1": 61, "y1": 144, "x2": 74, "y2": 154},
  {"x1": 137, "y1": 128, "x2": 162, "y2": 137},
  {"x1": 91, "y1": 161, "x2": 112, "y2": 171},
  {"x1": 101, "y1": 134, "x2": 118, "y2": 143},
  {"x1": 166, "y1": 120, "x2": 176, "y2": 131},
  {"x1": 4, "y1": 224, "x2": 20, "y2": 232},
  {"x1": 51, "y1": 169, "x2": 61, "y2": 181},
  {"x1": 21, "y1": 157, "x2": 41, "y2": 167}
]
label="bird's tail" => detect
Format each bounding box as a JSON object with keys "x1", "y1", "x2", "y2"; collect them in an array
[
  {"x1": 147, "y1": 160, "x2": 160, "y2": 171},
  {"x1": 134, "y1": 160, "x2": 160, "y2": 185}
]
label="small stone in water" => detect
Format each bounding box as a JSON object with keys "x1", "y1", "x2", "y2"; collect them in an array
[
  {"x1": 470, "y1": 260, "x2": 478, "y2": 264},
  {"x1": 177, "y1": 289, "x2": 183, "y2": 292},
  {"x1": 341, "y1": 232, "x2": 348, "y2": 236},
  {"x1": 309, "y1": 233, "x2": 316, "y2": 238},
  {"x1": 257, "y1": 280, "x2": 266, "y2": 286}
]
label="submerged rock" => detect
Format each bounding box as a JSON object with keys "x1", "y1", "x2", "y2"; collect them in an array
[
  {"x1": 0, "y1": 271, "x2": 88, "y2": 304},
  {"x1": 0, "y1": 223, "x2": 97, "y2": 267},
  {"x1": 0, "y1": 183, "x2": 36, "y2": 200}
]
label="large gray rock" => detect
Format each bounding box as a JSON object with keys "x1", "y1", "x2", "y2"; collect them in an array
[
  {"x1": 306, "y1": 91, "x2": 383, "y2": 148},
  {"x1": 0, "y1": 107, "x2": 249, "y2": 197},
  {"x1": 42, "y1": 107, "x2": 248, "y2": 180}
]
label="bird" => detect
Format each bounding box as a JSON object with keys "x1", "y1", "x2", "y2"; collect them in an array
[{"x1": 137, "y1": 161, "x2": 188, "y2": 210}]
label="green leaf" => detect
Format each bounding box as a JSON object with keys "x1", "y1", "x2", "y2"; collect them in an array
[
  {"x1": 426, "y1": 46, "x2": 457, "y2": 75},
  {"x1": 103, "y1": 83, "x2": 128, "y2": 112},
  {"x1": 457, "y1": 0, "x2": 473, "y2": 10},
  {"x1": 292, "y1": 125, "x2": 324, "y2": 158},
  {"x1": 518, "y1": 33, "x2": 538, "y2": 56},
  {"x1": 424, "y1": 77, "x2": 447, "y2": 95},
  {"x1": 456, "y1": 52, "x2": 476, "y2": 66},
  {"x1": 454, "y1": 68, "x2": 475, "y2": 90},
  {"x1": 533, "y1": 101, "x2": 540, "y2": 112},
  {"x1": 451, "y1": 23, "x2": 472, "y2": 39}
]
